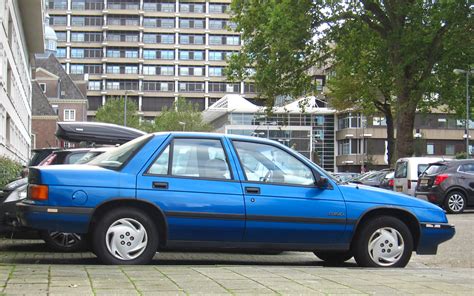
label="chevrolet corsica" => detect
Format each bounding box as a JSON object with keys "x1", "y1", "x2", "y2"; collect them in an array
[{"x1": 18, "y1": 133, "x2": 455, "y2": 267}]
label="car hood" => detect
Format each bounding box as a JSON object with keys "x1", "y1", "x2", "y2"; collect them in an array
[
  {"x1": 338, "y1": 183, "x2": 441, "y2": 210},
  {"x1": 33, "y1": 164, "x2": 124, "y2": 188}
]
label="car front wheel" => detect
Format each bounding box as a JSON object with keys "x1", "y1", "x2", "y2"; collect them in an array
[
  {"x1": 444, "y1": 191, "x2": 466, "y2": 214},
  {"x1": 92, "y1": 207, "x2": 159, "y2": 265},
  {"x1": 353, "y1": 216, "x2": 413, "y2": 267}
]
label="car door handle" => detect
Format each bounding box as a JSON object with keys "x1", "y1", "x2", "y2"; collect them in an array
[
  {"x1": 245, "y1": 187, "x2": 260, "y2": 194},
  {"x1": 152, "y1": 182, "x2": 168, "y2": 189}
]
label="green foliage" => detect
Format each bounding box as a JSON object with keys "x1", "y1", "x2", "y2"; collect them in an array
[
  {"x1": 227, "y1": 0, "x2": 316, "y2": 106},
  {"x1": 455, "y1": 152, "x2": 468, "y2": 159},
  {"x1": 95, "y1": 97, "x2": 140, "y2": 129},
  {"x1": 152, "y1": 97, "x2": 212, "y2": 132},
  {"x1": 230, "y1": 0, "x2": 472, "y2": 158},
  {"x1": 0, "y1": 157, "x2": 22, "y2": 188}
]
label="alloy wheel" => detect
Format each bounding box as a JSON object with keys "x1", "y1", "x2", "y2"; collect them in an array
[
  {"x1": 367, "y1": 227, "x2": 404, "y2": 267},
  {"x1": 105, "y1": 218, "x2": 148, "y2": 260},
  {"x1": 49, "y1": 232, "x2": 82, "y2": 248},
  {"x1": 448, "y1": 193, "x2": 465, "y2": 213}
]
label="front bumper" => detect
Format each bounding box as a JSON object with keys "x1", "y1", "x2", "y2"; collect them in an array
[
  {"x1": 17, "y1": 202, "x2": 93, "y2": 234},
  {"x1": 416, "y1": 222, "x2": 455, "y2": 254}
]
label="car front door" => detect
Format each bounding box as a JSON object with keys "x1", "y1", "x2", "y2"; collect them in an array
[
  {"x1": 137, "y1": 136, "x2": 245, "y2": 242},
  {"x1": 231, "y1": 140, "x2": 347, "y2": 247}
]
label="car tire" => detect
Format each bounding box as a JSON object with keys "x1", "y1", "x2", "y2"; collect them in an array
[
  {"x1": 92, "y1": 207, "x2": 159, "y2": 265},
  {"x1": 314, "y1": 251, "x2": 352, "y2": 264},
  {"x1": 444, "y1": 191, "x2": 466, "y2": 214},
  {"x1": 353, "y1": 216, "x2": 413, "y2": 268},
  {"x1": 40, "y1": 230, "x2": 88, "y2": 252}
]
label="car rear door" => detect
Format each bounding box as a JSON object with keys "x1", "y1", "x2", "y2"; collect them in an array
[
  {"x1": 230, "y1": 140, "x2": 347, "y2": 247},
  {"x1": 136, "y1": 135, "x2": 245, "y2": 242},
  {"x1": 457, "y1": 163, "x2": 474, "y2": 204}
]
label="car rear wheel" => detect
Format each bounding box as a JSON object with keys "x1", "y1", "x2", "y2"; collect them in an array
[
  {"x1": 444, "y1": 191, "x2": 466, "y2": 214},
  {"x1": 353, "y1": 216, "x2": 413, "y2": 267},
  {"x1": 92, "y1": 207, "x2": 159, "y2": 265},
  {"x1": 314, "y1": 251, "x2": 352, "y2": 264},
  {"x1": 41, "y1": 230, "x2": 87, "y2": 252}
]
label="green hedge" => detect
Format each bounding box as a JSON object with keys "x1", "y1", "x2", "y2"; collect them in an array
[{"x1": 0, "y1": 157, "x2": 23, "y2": 188}]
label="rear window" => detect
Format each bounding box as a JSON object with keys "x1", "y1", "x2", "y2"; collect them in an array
[
  {"x1": 423, "y1": 164, "x2": 447, "y2": 176},
  {"x1": 395, "y1": 161, "x2": 407, "y2": 178}
]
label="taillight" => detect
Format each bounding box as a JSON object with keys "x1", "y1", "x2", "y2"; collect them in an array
[
  {"x1": 28, "y1": 184, "x2": 49, "y2": 201},
  {"x1": 433, "y1": 174, "x2": 449, "y2": 186},
  {"x1": 388, "y1": 179, "x2": 394, "y2": 187},
  {"x1": 407, "y1": 179, "x2": 411, "y2": 190}
]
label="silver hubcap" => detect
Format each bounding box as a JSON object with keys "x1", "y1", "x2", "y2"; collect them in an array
[
  {"x1": 49, "y1": 232, "x2": 81, "y2": 247},
  {"x1": 448, "y1": 194, "x2": 464, "y2": 212},
  {"x1": 105, "y1": 218, "x2": 148, "y2": 261},
  {"x1": 368, "y1": 227, "x2": 404, "y2": 267}
]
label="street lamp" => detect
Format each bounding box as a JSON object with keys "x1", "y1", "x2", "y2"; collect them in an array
[
  {"x1": 123, "y1": 90, "x2": 136, "y2": 127},
  {"x1": 453, "y1": 67, "x2": 473, "y2": 157},
  {"x1": 178, "y1": 121, "x2": 186, "y2": 131}
]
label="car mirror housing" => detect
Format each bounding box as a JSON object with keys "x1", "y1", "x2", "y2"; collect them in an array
[{"x1": 316, "y1": 177, "x2": 329, "y2": 189}]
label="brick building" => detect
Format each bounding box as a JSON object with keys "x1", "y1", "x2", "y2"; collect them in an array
[{"x1": 32, "y1": 54, "x2": 88, "y2": 148}]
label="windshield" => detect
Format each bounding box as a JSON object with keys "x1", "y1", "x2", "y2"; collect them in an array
[{"x1": 88, "y1": 135, "x2": 152, "y2": 169}]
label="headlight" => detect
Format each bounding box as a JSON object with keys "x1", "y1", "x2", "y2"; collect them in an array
[{"x1": 4, "y1": 184, "x2": 28, "y2": 203}]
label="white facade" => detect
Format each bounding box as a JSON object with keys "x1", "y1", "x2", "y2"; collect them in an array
[{"x1": 0, "y1": 0, "x2": 44, "y2": 163}]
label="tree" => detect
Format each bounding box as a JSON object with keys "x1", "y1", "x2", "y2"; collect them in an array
[
  {"x1": 95, "y1": 97, "x2": 140, "y2": 129},
  {"x1": 328, "y1": 18, "x2": 396, "y2": 165},
  {"x1": 229, "y1": 0, "x2": 472, "y2": 159},
  {"x1": 152, "y1": 97, "x2": 212, "y2": 132}
]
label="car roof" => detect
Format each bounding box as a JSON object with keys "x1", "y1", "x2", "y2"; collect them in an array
[{"x1": 159, "y1": 132, "x2": 281, "y2": 145}]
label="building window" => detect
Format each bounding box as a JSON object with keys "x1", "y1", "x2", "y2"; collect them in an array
[
  {"x1": 39, "y1": 83, "x2": 47, "y2": 93},
  {"x1": 55, "y1": 48, "x2": 67, "y2": 58},
  {"x1": 71, "y1": 48, "x2": 85, "y2": 58},
  {"x1": 88, "y1": 81, "x2": 101, "y2": 91},
  {"x1": 209, "y1": 67, "x2": 223, "y2": 77},
  {"x1": 64, "y1": 109, "x2": 76, "y2": 121},
  {"x1": 427, "y1": 143, "x2": 435, "y2": 155},
  {"x1": 446, "y1": 144, "x2": 455, "y2": 155},
  {"x1": 70, "y1": 64, "x2": 84, "y2": 74},
  {"x1": 143, "y1": 66, "x2": 156, "y2": 76}
]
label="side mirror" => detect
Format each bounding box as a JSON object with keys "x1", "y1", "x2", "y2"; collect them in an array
[{"x1": 315, "y1": 177, "x2": 329, "y2": 189}]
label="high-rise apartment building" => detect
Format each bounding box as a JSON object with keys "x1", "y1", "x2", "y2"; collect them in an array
[{"x1": 47, "y1": 0, "x2": 257, "y2": 121}]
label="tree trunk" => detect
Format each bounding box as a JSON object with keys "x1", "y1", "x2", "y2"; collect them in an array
[
  {"x1": 385, "y1": 110, "x2": 396, "y2": 167},
  {"x1": 395, "y1": 91, "x2": 417, "y2": 159}
]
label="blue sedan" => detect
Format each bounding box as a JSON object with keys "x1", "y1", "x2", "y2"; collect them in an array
[{"x1": 18, "y1": 133, "x2": 455, "y2": 267}]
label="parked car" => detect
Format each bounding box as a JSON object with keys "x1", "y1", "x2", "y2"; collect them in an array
[
  {"x1": 415, "y1": 160, "x2": 474, "y2": 214},
  {"x1": 18, "y1": 133, "x2": 454, "y2": 267},
  {"x1": 333, "y1": 172, "x2": 360, "y2": 183},
  {"x1": 0, "y1": 147, "x2": 106, "y2": 251},
  {"x1": 350, "y1": 169, "x2": 393, "y2": 188},
  {"x1": 394, "y1": 157, "x2": 444, "y2": 196},
  {"x1": 380, "y1": 171, "x2": 395, "y2": 191}
]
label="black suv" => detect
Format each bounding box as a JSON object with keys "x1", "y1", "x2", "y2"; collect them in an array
[{"x1": 416, "y1": 160, "x2": 474, "y2": 214}]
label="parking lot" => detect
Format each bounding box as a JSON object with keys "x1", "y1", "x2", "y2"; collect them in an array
[{"x1": 0, "y1": 212, "x2": 472, "y2": 295}]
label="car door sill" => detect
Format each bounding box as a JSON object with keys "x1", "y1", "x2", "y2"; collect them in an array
[{"x1": 163, "y1": 240, "x2": 349, "y2": 252}]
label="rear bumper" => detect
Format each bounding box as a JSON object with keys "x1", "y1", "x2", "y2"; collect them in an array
[
  {"x1": 415, "y1": 188, "x2": 444, "y2": 206},
  {"x1": 17, "y1": 202, "x2": 92, "y2": 234},
  {"x1": 417, "y1": 222, "x2": 455, "y2": 255}
]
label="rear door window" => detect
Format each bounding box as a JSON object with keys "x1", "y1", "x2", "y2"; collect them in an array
[
  {"x1": 459, "y1": 163, "x2": 474, "y2": 174},
  {"x1": 395, "y1": 161, "x2": 407, "y2": 178},
  {"x1": 147, "y1": 138, "x2": 232, "y2": 180}
]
